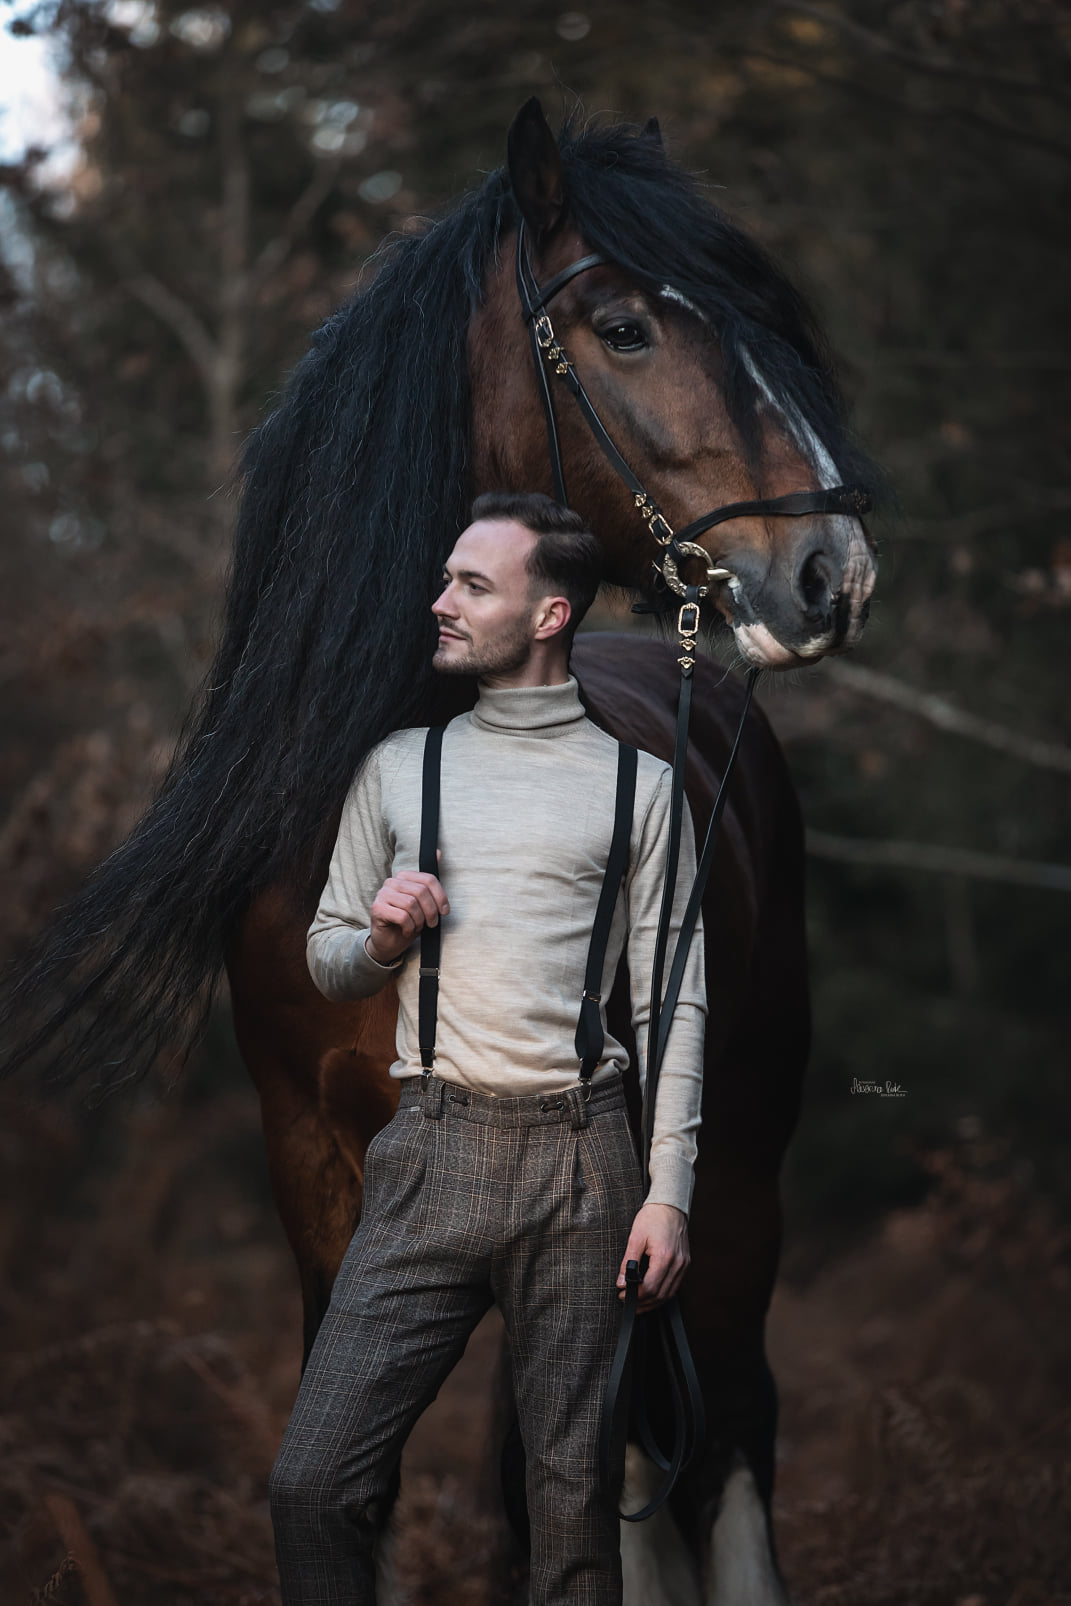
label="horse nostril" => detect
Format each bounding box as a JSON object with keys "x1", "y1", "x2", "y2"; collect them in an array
[{"x1": 798, "y1": 549, "x2": 834, "y2": 616}]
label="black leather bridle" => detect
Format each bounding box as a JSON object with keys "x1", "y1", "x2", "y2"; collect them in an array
[
  {"x1": 514, "y1": 218, "x2": 872, "y2": 612},
  {"x1": 515, "y1": 218, "x2": 871, "y2": 1520}
]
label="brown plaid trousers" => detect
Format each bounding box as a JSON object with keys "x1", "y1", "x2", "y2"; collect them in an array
[{"x1": 269, "y1": 1070, "x2": 643, "y2": 1605}]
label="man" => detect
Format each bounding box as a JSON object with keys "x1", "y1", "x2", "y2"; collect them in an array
[{"x1": 269, "y1": 491, "x2": 707, "y2": 1605}]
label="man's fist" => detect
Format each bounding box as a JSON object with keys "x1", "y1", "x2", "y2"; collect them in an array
[
  {"x1": 366, "y1": 859, "x2": 449, "y2": 966},
  {"x1": 616, "y1": 1202, "x2": 690, "y2": 1311}
]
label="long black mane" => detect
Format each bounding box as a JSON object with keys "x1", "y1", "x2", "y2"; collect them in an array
[{"x1": 1, "y1": 116, "x2": 878, "y2": 1095}]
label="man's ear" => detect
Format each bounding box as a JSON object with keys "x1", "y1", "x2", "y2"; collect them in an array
[
  {"x1": 507, "y1": 98, "x2": 568, "y2": 241},
  {"x1": 534, "y1": 594, "x2": 573, "y2": 641}
]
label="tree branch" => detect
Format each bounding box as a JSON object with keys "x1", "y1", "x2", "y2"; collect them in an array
[
  {"x1": 251, "y1": 157, "x2": 341, "y2": 296},
  {"x1": 734, "y1": 46, "x2": 1071, "y2": 162},
  {"x1": 123, "y1": 272, "x2": 217, "y2": 386},
  {"x1": 898, "y1": 493, "x2": 1071, "y2": 541},
  {"x1": 774, "y1": 0, "x2": 1071, "y2": 103},
  {"x1": 827, "y1": 662, "x2": 1071, "y2": 774},
  {"x1": 807, "y1": 830, "x2": 1071, "y2": 892}
]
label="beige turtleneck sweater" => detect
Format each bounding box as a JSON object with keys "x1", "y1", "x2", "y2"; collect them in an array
[{"x1": 306, "y1": 675, "x2": 707, "y2": 1215}]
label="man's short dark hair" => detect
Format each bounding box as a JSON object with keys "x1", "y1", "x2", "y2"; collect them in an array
[{"x1": 470, "y1": 490, "x2": 603, "y2": 646}]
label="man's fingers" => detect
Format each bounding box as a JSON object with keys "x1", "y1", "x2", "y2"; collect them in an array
[
  {"x1": 616, "y1": 1231, "x2": 648, "y2": 1288},
  {"x1": 405, "y1": 882, "x2": 444, "y2": 928},
  {"x1": 392, "y1": 871, "x2": 450, "y2": 921},
  {"x1": 637, "y1": 1247, "x2": 672, "y2": 1304},
  {"x1": 637, "y1": 1247, "x2": 690, "y2": 1310},
  {"x1": 616, "y1": 1240, "x2": 689, "y2": 1308},
  {"x1": 617, "y1": 1206, "x2": 691, "y2": 1309},
  {"x1": 373, "y1": 892, "x2": 420, "y2": 938},
  {"x1": 375, "y1": 885, "x2": 438, "y2": 934}
]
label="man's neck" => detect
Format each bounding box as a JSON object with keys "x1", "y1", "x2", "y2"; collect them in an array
[{"x1": 478, "y1": 656, "x2": 571, "y2": 691}]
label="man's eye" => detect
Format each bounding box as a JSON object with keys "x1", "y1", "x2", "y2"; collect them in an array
[{"x1": 600, "y1": 321, "x2": 647, "y2": 352}]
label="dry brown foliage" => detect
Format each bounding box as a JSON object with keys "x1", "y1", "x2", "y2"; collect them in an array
[
  {"x1": 771, "y1": 1135, "x2": 1071, "y2": 1605},
  {"x1": 2, "y1": 1088, "x2": 1068, "y2": 1605}
]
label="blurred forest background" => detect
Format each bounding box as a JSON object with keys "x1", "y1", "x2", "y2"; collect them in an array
[{"x1": 1, "y1": 1, "x2": 1068, "y2": 1603}]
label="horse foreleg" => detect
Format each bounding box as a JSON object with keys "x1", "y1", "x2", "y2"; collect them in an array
[
  {"x1": 684, "y1": 1174, "x2": 792, "y2": 1606},
  {"x1": 621, "y1": 1446, "x2": 703, "y2": 1606},
  {"x1": 251, "y1": 1046, "x2": 365, "y2": 1362},
  {"x1": 228, "y1": 886, "x2": 399, "y2": 1363}
]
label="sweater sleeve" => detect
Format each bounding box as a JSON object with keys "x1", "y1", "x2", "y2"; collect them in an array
[
  {"x1": 625, "y1": 767, "x2": 707, "y2": 1217},
  {"x1": 306, "y1": 745, "x2": 407, "y2": 1000}
]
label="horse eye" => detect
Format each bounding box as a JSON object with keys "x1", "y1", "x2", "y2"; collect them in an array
[{"x1": 600, "y1": 321, "x2": 647, "y2": 352}]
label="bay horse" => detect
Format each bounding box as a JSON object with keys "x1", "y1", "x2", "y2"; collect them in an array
[{"x1": 2, "y1": 103, "x2": 879, "y2": 1603}]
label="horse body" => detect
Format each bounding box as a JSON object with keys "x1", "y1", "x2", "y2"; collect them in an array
[{"x1": 5, "y1": 102, "x2": 881, "y2": 1605}]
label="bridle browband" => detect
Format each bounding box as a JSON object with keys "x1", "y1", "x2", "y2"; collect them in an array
[
  {"x1": 515, "y1": 217, "x2": 872, "y2": 622},
  {"x1": 515, "y1": 217, "x2": 872, "y2": 1522}
]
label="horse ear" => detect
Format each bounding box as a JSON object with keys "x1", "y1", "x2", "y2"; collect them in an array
[
  {"x1": 507, "y1": 97, "x2": 567, "y2": 239},
  {"x1": 643, "y1": 116, "x2": 664, "y2": 149}
]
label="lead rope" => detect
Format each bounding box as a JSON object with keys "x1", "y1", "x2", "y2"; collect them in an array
[{"x1": 599, "y1": 644, "x2": 759, "y2": 1520}]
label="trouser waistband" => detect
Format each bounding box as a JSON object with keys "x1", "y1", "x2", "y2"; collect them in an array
[{"x1": 396, "y1": 1071, "x2": 626, "y2": 1131}]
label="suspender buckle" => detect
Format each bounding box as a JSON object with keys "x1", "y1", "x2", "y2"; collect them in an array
[
  {"x1": 419, "y1": 967, "x2": 440, "y2": 978},
  {"x1": 582, "y1": 988, "x2": 601, "y2": 1003}
]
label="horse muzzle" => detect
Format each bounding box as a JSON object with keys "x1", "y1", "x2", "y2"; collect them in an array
[{"x1": 712, "y1": 515, "x2": 878, "y2": 669}]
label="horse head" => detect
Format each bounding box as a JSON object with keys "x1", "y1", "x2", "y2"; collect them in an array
[{"x1": 469, "y1": 100, "x2": 879, "y2": 669}]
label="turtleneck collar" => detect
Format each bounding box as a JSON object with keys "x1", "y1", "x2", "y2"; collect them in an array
[{"x1": 469, "y1": 675, "x2": 586, "y2": 738}]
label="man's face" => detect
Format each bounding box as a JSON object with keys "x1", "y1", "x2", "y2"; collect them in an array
[{"x1": 431, "y1": 518, "x2": 564, "y2": 677}]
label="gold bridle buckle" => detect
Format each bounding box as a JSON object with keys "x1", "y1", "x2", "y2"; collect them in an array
[
  {"x1": 661, "y1": 540, "x2": 735, "y2": 598},
  {"x1": 677, "y1": 601, "x2": 700, "y2": 637}
]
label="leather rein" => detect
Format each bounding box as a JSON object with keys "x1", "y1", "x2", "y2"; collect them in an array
[{"x1": 515, "y1": 219, "x2": 870, "y2": 1520}]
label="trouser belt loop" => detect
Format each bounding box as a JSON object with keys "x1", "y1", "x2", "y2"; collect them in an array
[
  {"x1": 568, "y1": 1085, "x2": 590, "y2": 1131},
  {"x1": 422, "y1": 1075, "x2": 444, "y2": 1120}
]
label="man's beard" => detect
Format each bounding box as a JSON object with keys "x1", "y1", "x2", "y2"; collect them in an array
[{"x1": 433, "y1": 618, "x2": 534, "y2": 678}]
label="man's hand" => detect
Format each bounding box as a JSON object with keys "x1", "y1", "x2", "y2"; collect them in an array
[
  {"x1": 616, "y1": 1202, "x2": 690, "y2": 1311},
  {"x1": 365, "y1": 857, "x2": 449, "y2": 967}
]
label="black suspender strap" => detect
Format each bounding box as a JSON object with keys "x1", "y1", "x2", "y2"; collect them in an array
[
  {"x1": 575, "y1": 742, "x2": 638, "y2": 1088},
  {"x1": 418, "y1": 725, "x2": 445, "y2": 1077}
]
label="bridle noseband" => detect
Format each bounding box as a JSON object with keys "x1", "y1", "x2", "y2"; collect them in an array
[{"x1": 515, "y1": 218, "x2": 872, "y2": 629}]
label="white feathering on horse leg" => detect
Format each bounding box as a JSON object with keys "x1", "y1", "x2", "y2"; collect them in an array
[
  {"x1": 374, "y1": 1524, "x2": 399, "y2": 1606},
  {"x1": 703, "y1": 1455, "x2": 789, "y2": 1606},
  {"x1": 620, "y1": 1445, "x2": 703, "y2": 1606}
]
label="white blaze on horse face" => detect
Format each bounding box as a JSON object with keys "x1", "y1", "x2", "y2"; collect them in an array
[
  {"x1": 656, "y1": 291, "x2": 874, "y2": 665},
  {"x1": 739, "y1": 347, "x2": 841, "y2": 491},
  {"x1": 735, "y1": 346, "x2": 875, "y2": 664},
  {"x1": 660, "y1": 284, "x2": 706, "y2": 321}
]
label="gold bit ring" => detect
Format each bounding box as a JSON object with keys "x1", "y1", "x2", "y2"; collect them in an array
[{"x1": 660, "y1": 541, "x2": 736, "y2": 598}]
